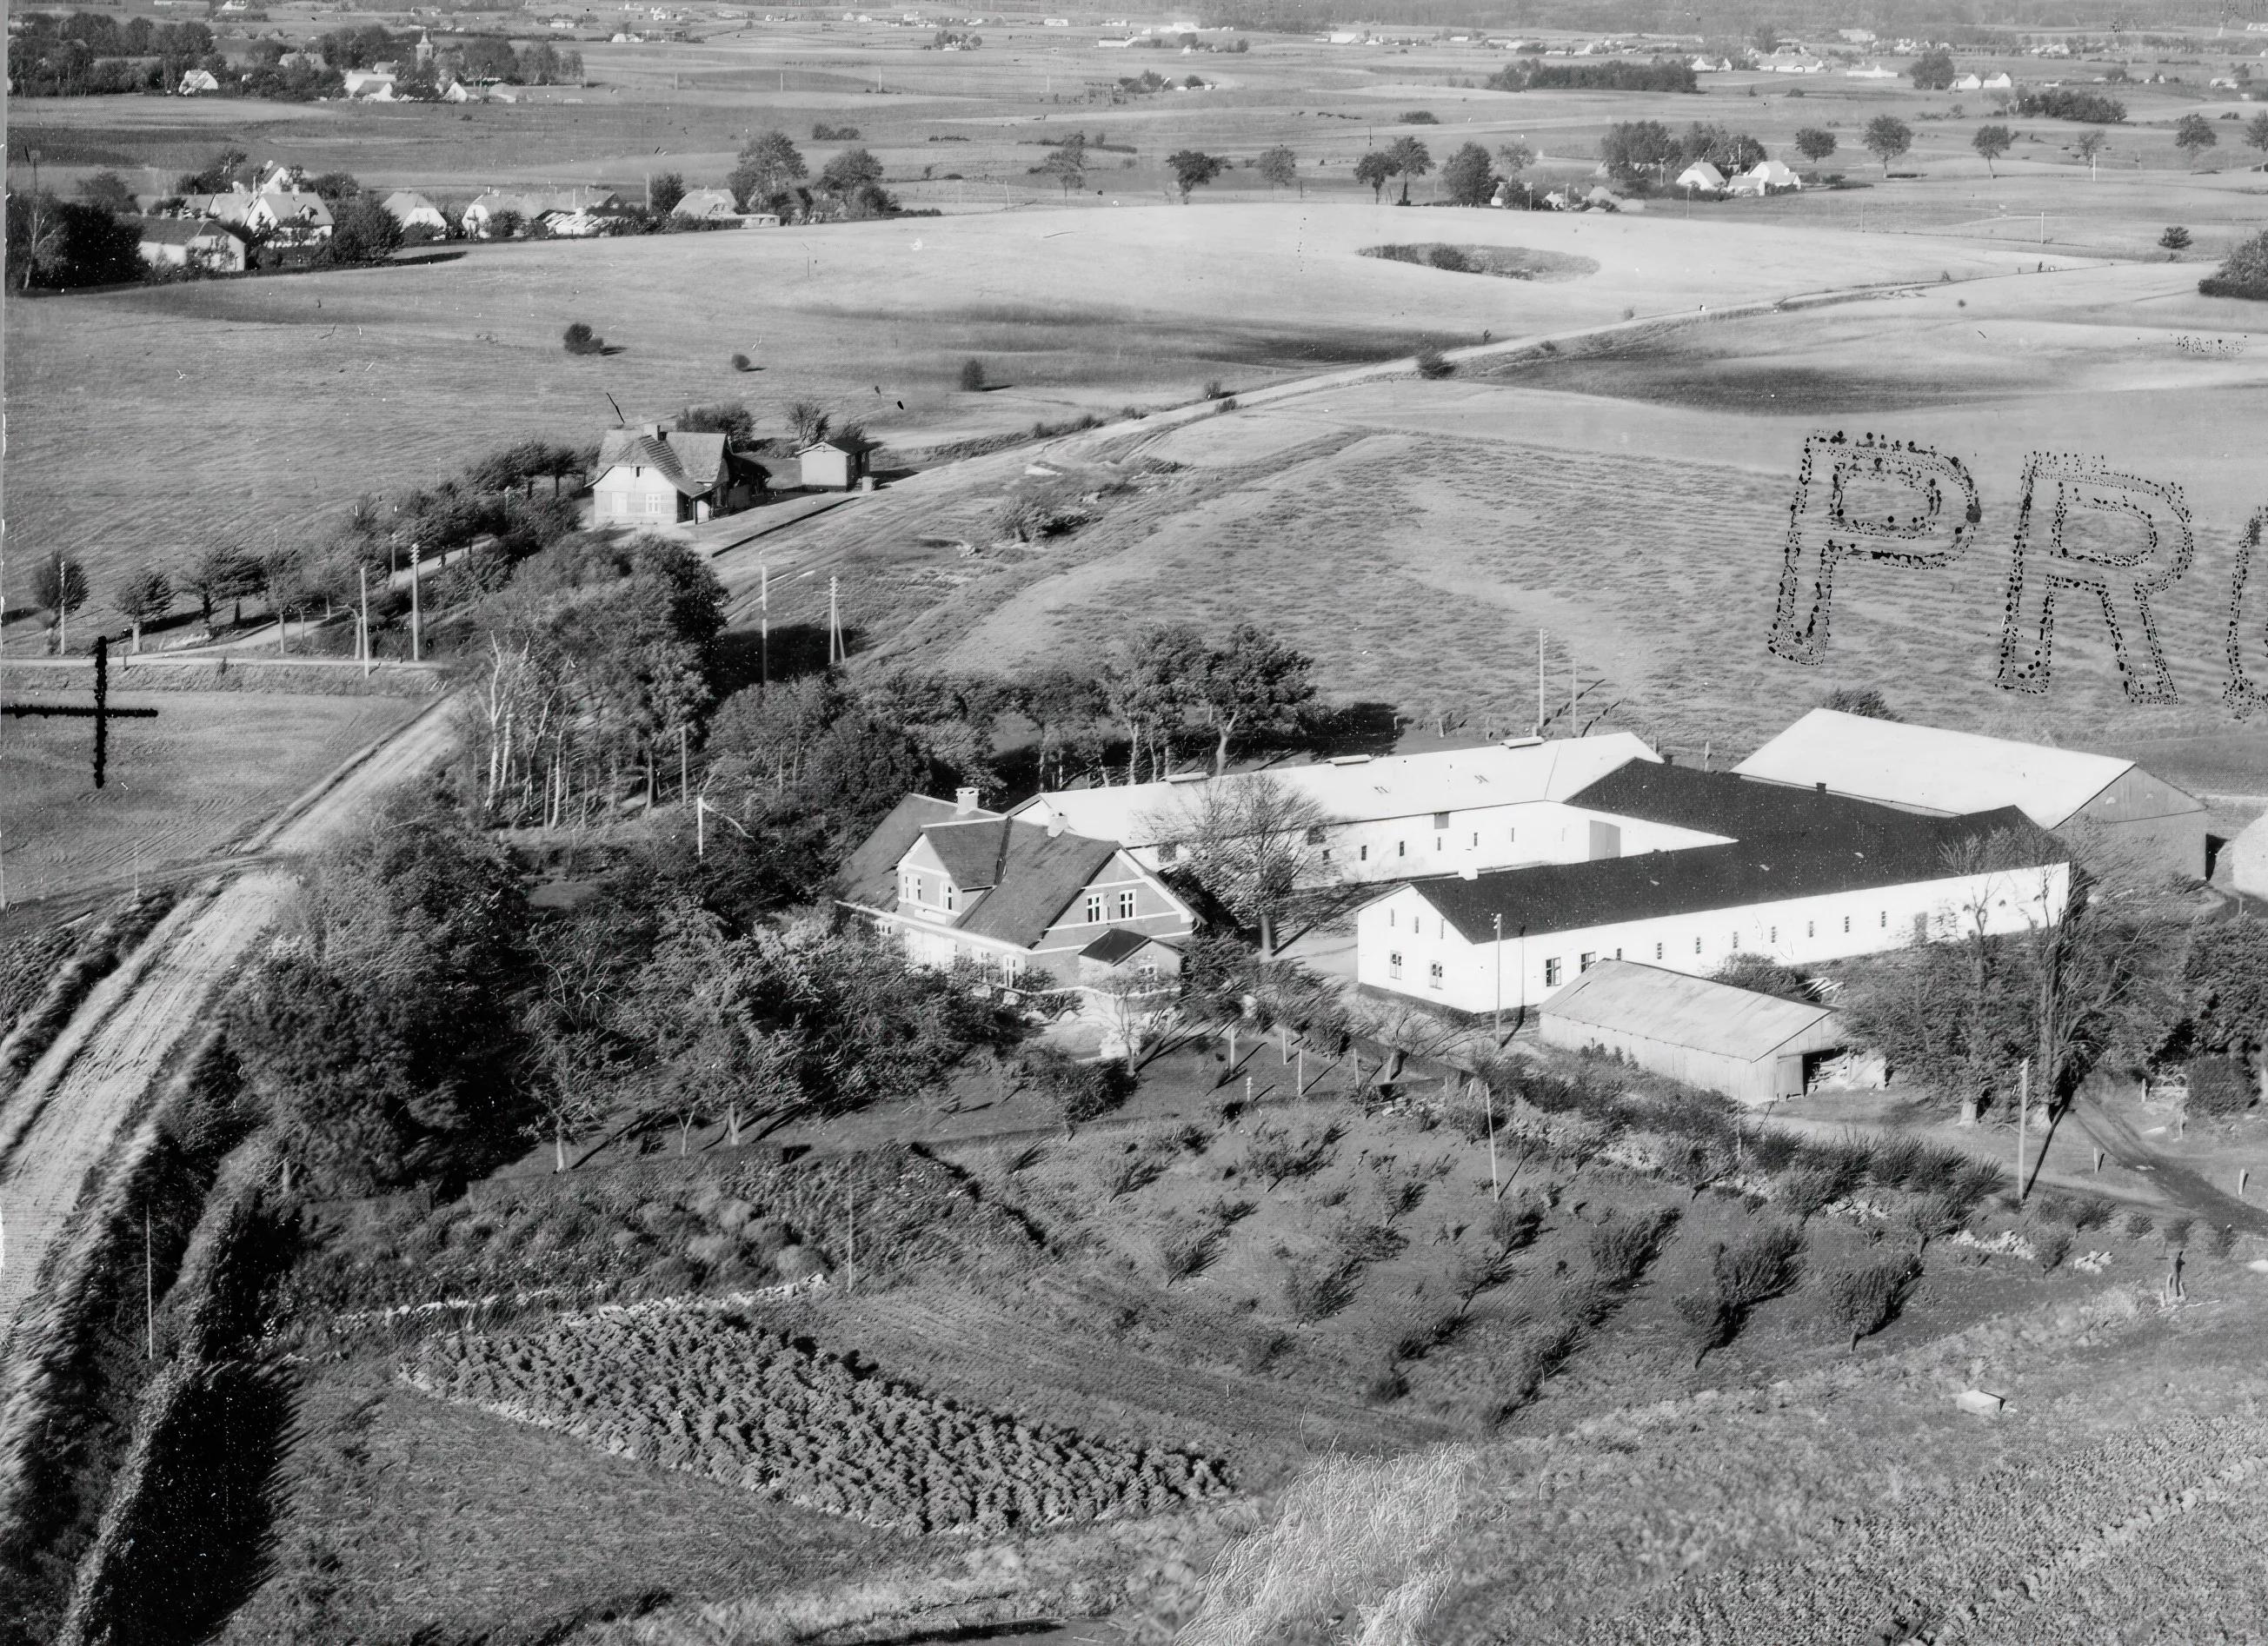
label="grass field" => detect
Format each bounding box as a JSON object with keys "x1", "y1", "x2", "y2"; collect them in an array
[{"x1": 0, "y1": 692, "x2": 419, "y2": 907}]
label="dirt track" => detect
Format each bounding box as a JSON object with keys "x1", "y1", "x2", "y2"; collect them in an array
[{"x1": 0, "y1": 700, "x2": 458, "y2": 1346}]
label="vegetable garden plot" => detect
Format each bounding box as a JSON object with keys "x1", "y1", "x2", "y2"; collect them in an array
[{"x1": 402, "y1": 1304, "x2": 1231, "y2": 1535}]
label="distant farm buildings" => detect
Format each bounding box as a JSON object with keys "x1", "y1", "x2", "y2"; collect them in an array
[
  {"x1": 137, "y1": 216, "x2": 250, "y2": 272},
  {"x1": 381, "y1": 190, "x2": 449, "y2": 234}
]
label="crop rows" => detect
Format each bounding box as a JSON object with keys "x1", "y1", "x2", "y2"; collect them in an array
[{"x1": 402, "y1": 1305, "x2": 1230, "y2": 1535}]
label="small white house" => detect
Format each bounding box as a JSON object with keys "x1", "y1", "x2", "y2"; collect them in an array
[
  {"x1": 138, "y1": 216, "x2": 249, "y2": 272},
  {"x1": 1844, "y1": 62, "x2": 1898, "y2": 77},
  {"x1": 1982, "y1": 70, "x2": 2012, "y2": 89},
  {"x1": 380, "y1": 190, "x2": 449, "y2": 233},
  {"x1": 1952, "y1": 71, "x2": 1983, "y2": 90},
  {"x1": 1728, "y1": 158, "x2": 1801, "y2": 194},
  {"x1": 179, "y1": 67, "x2": 221, "y2": 93},
  {"x1": 249, "y1": 189, "x2": 335, "y2": 242},
  {"x1": 590, "y1": 425, "x2": 762, "y2": 524},
  {"x1": 343, "y1": 68, "x2": 398, "y2": 97},
  {"x1": 670, "y1": 188, "x2": 740, "y2": 221},
  {"x1": 1674, "y1": 159, "x2": 1726, "y2": 191}
]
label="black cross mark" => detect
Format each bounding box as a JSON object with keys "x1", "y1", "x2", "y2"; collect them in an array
[{"x1": 3, "y1": 637, "x2": 159, "y2": 788}]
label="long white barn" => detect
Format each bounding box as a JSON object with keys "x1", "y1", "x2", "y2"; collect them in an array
[
  {"x1": 1355, "y1": 765, "x2": 2072, "y2": 1019},
  {"x1": 1005, "y1": 734, "x2": 1724, "y2": 886}
]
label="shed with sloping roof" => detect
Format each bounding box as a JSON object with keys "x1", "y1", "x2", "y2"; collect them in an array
[{"x1": 1539, "y1": 959, "x2": 1852, "y2": 1105}]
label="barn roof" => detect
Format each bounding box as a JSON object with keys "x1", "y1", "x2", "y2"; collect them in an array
[
  {"x1": 834, "y1": 797, "x2": 1126, "y2": 949},
  {"x1": 1404, "y1": 803, "x2": 2062, "y2": 944},
  {"x1": 1731, "y1": 709, "x2": 2156, "y2": 827},
  {"x1": 1542, "y1": 960, "x2": 1838, "y2": 1061},
  {"x1": 1010, "y1": 733, "x2": 1659, "y2": 846}
]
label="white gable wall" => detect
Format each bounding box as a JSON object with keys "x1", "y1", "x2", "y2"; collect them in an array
[{"x1": 1356, "y1": 862, "x2": 2070, "y2": 1018}]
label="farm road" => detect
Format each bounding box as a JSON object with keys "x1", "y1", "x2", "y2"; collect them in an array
[{"x1": 0, "y1": 701, "x2": 458, "y2": 1349}]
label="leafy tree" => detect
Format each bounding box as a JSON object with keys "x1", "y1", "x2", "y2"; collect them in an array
[
  {"x1": 1972, "y1": 123, "x2": 2013, "y2": 176},
  {"x1": 648, "y1": 170, "x2": 686, "y2": 216},
  {"x1": 1794, "y1": 127, "x2": 1837, "y2": 166},
  {"x1": 30, "y1": 555, "x2": 89, "y2": 652},
  {"x1": 957, "y1": 357, "x2": 987, "y2": 391},
  {"x1": 1494, "y1": 140, "x2": 1535, "y2": 177},
  {"x1": 2182, "y1": 918, "x2": 2268, "y2": 1066},
  {"x1": 2075, "y1": 129, "x2": 2109, "y2": 179},
  {"x1": 1103, "y1": 621, "x2": 1209, "y2": 780},
  {"x1": 306, "y1": 170, "x2": 362, "y2": 201},
  {"x1": 1864, "y1": 115, "x2": 1913, "y2": 177},
  {"x1": 1010, "y1": 663, "x2": 1108, "y2": 788},
  {"x1": 324, "y1": 195, "x2": 404, "y2": 264},
  {"x1": 728, "y1": 129, "x2": 808, "y2": 214},
  {"x1": 1381, "y1": 136, "x2": 1432, "y2": 202},
  {"x1": 2198, "y1": 227, "x2": 2268, "y2": 299},
  {"x1": 186, "y1": 544, "x2": 262, "y2": 626},
  {"x1": 2246, "y1": 111, "x2": 2268, "y2": 161},
  {"x1": 2174, "y1": 112, "x2": 2217, "y2": 166},
  {"x1": 1600, "y1": 119, "x2": 1675, "y2": 182},
  {"x1": 787, "y1": 400, "x2": 832, "y2": 446},
  {"x1": 77, "y1": 169, "x2": 137, "y2": 215},
  {"x1": 1167, "y1": 149, "x2": 1226, "y2": 202},
  {"x1": 115, "y1": 565, "x2": 174, "y2": 651},
  {"x1": 176, "y1": 145, "x2": 250, "y2": 195},
  {"x1": 1257, "y1": 144, "x2": 1299, "y2": 194},
  {"x1": 1677, "y1": 121, "x2": 1766, "y2": 175},
  {"x1": 1040, "y1": 145, "x2": 1087, "y2": 196},
  {"x1": 818, "y1": 146, "x2": 885, "y2": 198},
  {"x1": 1354, "y1": 149, "x2": 1395, "y2": 202},
  {"x1": 1145, "y1": 772, "x2": 1326, "y2": 954},
  {"x1": 1439, "y1": 142, "x2": 1496, "y2": 206},
  {"x1": 563, "y1": 321, "x2": 605, "y2": 355},
  {"x1": 4, "y1": 192, "x2": 143, "y2": 291},
  {"x1": 2160, "y1": 224, "x2": 2192, "y2": 254},
  {"x1": 1909, "y1": 47, "x2": 1956, "y2": 90},
  {"x1": 1749, "y1": 21, "x2": 1780, "y2": 54},
  {"x1": 1196, "y1": 623, "x2": 1314, "y2": 772}
]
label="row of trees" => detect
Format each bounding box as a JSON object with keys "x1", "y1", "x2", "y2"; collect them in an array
[
  {"x1": 724, "y1": 129, "x2": 899, "y2": 222},
  {"x1": 1600, "y1": 121, "x2": 1769, "y2": 183},
  {"x1": 5, "y1": 10, "x2": 217, "y2": 95}
]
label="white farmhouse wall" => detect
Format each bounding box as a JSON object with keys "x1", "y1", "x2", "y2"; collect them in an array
[{"x1": 1356, "y1": 863, "x2": 2071, "y2": 1017}]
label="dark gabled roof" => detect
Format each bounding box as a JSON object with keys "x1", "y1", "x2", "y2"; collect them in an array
[
  {"x1": 592, "y1": 428, "x2": 732, "y2": 495},
  {"x1": 832, "y1": 797, "x2": 1127, "y2": 950},
  {"x1": 1567, "y1": 760, "x2": 1925, "y2": 841},
  {"x1": 1410, "y1": 805, "x2": 2064, "y2": 945},
  {"x1": 834, "y1": 793, "x2": 961, "y2": 910},
  {"x1": 953, "y1": 825, "x2": 1120, "y2": 947}
]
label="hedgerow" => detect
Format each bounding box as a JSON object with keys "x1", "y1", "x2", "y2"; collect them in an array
[{"x1": 402, "y1": 1305, "x2": 1230, "y2": 1534}]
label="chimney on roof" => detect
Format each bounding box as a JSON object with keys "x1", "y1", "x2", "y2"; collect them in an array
[
  {"x1": 1816, "y1": 781, "x2": 1827, "y2": 793},
  {"x1": 1046, "y1": 811, "x2": 1063, "y2": 838},
  {"x1": 955, "y1": 786, "x2": 980, "y2": 815},
  {"x1": 1662, "y1": 751, "x2": 1676, "y2": 765}
]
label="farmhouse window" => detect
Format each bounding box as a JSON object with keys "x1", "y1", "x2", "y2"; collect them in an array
[
  {"x1": 1390, "y1": 952, "x2": 1403, "y2": 979},
  {"x1": 1614, "y1": 948, "x2": 1622, "y2": 960},
  {"x1": 1117, "y1": 891, "x2": 1136, "y2": 920},
  {"x1": 1770, "y1": 926, "x2": 1778, "y2": 944},
  {"x1": 944, "y1": 886, "x2": 956, "y2": 913},
  {"x1": 1085, "y1": 894, "x2": 1105, "y2": 923},
  {"x1": 1360, "y1": 845, "x2": 1369, "y2": 862},
  {"x1": 1694, "y1": 937, "x2": 1702, "y2": 954},
  {"x1": 1806, "y1": 920, "x2": 1814, "y2": 939},
  {"x1": 1471, "y1": 833, "x2": 1479, "y2": 848},
  {"x1": 1137, "y1": 959, "x2": 1158, "y2": 983},
  {"x1": 1428, "y1": 961, "x2": 1444, "y2": 989},
  {"x1": 1544, "y1": 958, "x2": 1562, "y2": 986},
  {"x1": 1880, "y1": 911, "x2": 1887, "y2": 927},
  {"x1": 1433, "y1": 813, "x2": 1450, "y2": 829},
  {"x1": 1843, "y1": 915, "x2": 1852, "y2": 933},
  {"x1": 1655, "y1": 942, "x2": 1664, "y2": 960},
  {"x1": 1436, "y1": 838, "x2": 1443, "y2": 852},
  {"x1": 1305, "y1": 825, "x2": 1327, "y2": 845},
  {"x1": 1398, "y1": 841, "x2": 1407, "y2": 859},
  {"x1": 1580, "y1": 952, "x2": 1596, "y2": 972}
]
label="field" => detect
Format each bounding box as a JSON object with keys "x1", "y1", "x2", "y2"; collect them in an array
[{"x1": 0, "y1": 690, "x2": 419, "y2": 909}]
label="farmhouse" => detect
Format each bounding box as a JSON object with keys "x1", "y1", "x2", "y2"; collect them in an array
[
  {"x1": 176, "y1": 192, "x2": 256, "y2": 228},
  {"x1": 1354, "y1": 763, "x2": 2072, "y2": 1019},
  {"x1": 249, "y1": 189, "x2": 335, "y2": 244},
  {"x1": 381, "y1": 190, "x2": 449, "y2": 233},
  {"x1": 670, "y1": 188, "x2": 740, "y2": 222},
  {"x1": 179, "y1": 67, "x2": 221, "y2": 93},
  {"x1": 1008, "y1": 735, "x2": 1703, "y2": 886},
  {"x1": 1539, "y1": 961, "x2": 1867, "y2": 1106},
  {"x1": 798, "y1": 437, "x2": 870, "y2": 490},
  {"x1": 589, "y1": 425, "x2": 763, "y2": 524},
  {"x1": 1733, "y1": 709, "x2": 2206, "y2": 879},
  {"x1": 834, "y1": 790, "x2": 1197, "y2": 998},
  {"x1": 343, "y1": 68, "x2": 398, "y2": 97},
  {"x1": 461, "y1": 188, "x2": 622, "y2": 236},
  {"x1": 137, "y1": 216, "x2": 250, "y2": 273},
  {"x1": 1674, "y1": 159, "x2": 1726, "y2": 191},
  {"x1": 1728, "y1": 159, "x2": 1801, "y2": 195}
]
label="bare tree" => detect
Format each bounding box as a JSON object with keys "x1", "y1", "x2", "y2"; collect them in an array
[{"x1": 1144, "y1": 772, "x2": 1326, "y2": 955}]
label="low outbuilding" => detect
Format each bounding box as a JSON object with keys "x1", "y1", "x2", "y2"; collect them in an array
[
  {"x1": 799, "y1": 436, "x2": 870, "y2": 490},
  {"x1": 1540, "y1": 959, "x2": 1861, "y2": 1105}
]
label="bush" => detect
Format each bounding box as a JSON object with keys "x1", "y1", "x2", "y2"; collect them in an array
[
  {"x1": 1677, "y1": 1220, "x2": 1804, "y2": 1364},
  {"x1": 2034, "y1": 1227, "x2": 2074, "y2": 1271},
  {"x1": 562, "y1": 322, "x2": 605, "y2": 355},
  {"x1": 730, "y1": 352, "x2": 753, "y2": 371},
  {"x1": 1826, "y1": 1258, "x2": 1918, "y2": 1349},
  {"x1": 1020, "y1": 1045, "x2": 1133, "y2": 1132},
  {"x1": 2124, "y1": 1211, "x2": 2155, "y2": 1240},
  {"x1": 2199, "y1": 229, "x2": 2268, "y2": 301},
  {"x1": 2013, "y1": 86, "x2": 2125, "y2": 123},
  {"x1": 957, "y1": 356, "x2": 987, "y2": 390},
  {"x1": 2160, "y1": 225, "x2": 2193, "y2": 254},
  {"x1": 2187, "y1": 1054, "x2": 2255, "y2": 1118},
  {"x1": 1281, "y1": 1260, "x2": 1357, "y2": 1321},
  {"x1": 1413, "y1": 345, "x2": 1455, "y2": 380},
  {"x1": 1245, "y1": 1123, "x2": 1340, "y2": 1191},
  {"x1": 1588, "y1": 1206, "x2": 1679, "y2": 1288},
  {"x1": 1153, "y1": 1218, "x2": 1223, "y2": 1283}
]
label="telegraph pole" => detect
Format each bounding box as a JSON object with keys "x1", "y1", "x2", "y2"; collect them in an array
[
  {"x1": 760, "y1": 561, "x2": 769, "y2": 687},
  {"x1": 359, "y1": 563, "x2": 371, "y2": 676},
  {"x1": 410, "y1": 546, "x2": 423, "y2": 662},
  {"x1": 1535, "y1": 628, "x2": 1545, "y2": 734},
  {"x1": 828, "y1": 574, "x2": 843, "y2": 666}
]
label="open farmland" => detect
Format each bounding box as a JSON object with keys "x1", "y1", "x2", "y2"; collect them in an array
[
  {"x1": 3, "y1": 203, "x2": 2085, "y2": 634},
  {"x1": 0, "y1": 689, "x2": 420, "y2": 909}
]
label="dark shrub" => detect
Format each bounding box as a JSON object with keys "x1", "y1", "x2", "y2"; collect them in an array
[
  {"x1": 1413, "y1": 345, "x2": 1455, "y2": 380},
  {"x1": 2187, "y1": 1054, "x2": 2255, "y2": 1118},
  {"x1": 562, "y1": 322, "x2": 605, "y2": 355}
]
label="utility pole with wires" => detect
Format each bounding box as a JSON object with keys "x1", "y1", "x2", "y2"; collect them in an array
[
  {"x1": 410, "y1": 546, "x2": 423, "y2": 661},
  {"x1": 760, "y1": 561, "x2": 769, "y2": 688},
  {"x1": 828, "y1": 574, "x2": 844, "y2": 666},
  {"x1": 1534, "y1": 628, "x2": 1545, "y2": 734},
  {"x1": 359, "y1": 562, "x2": 371, "y2": 676}
]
